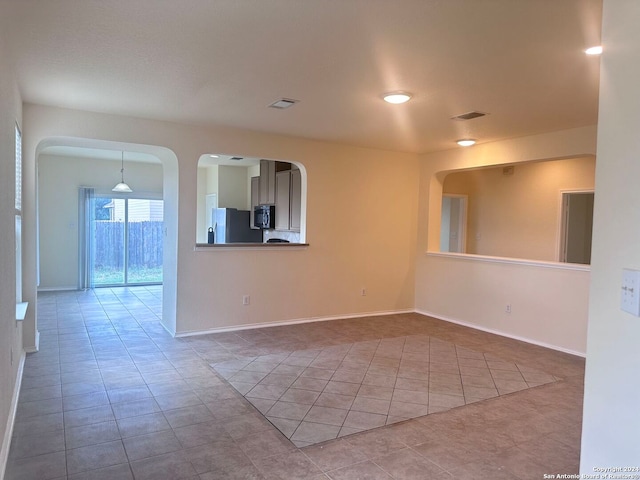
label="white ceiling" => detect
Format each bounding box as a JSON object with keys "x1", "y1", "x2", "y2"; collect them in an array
[
  {"x1": 198, "y1": 155, "x2": 261, "y2": 167},
  {"x1": 41, "y1": 146, "x2": 258, "y2": 167},
  {"x1": 0, "y1": 0, "x2": 602, "y2": 154},
  {"x1": 41, "y1": 146, "x2": 161, "y2": 164}
]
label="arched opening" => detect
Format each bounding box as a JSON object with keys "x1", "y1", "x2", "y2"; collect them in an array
[
  {"x1": 35, "y1": 137, "x2": 179, "y2": 334},
  {"x1": 196, "y1": 154, "x2": 307, "y2": 245}
]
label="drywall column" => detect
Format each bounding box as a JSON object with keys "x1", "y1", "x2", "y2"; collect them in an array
[
  {"x1": 0, "y1": 30, "x2": 24, "y2": 477},
  {"x1": 581, "y1": 0, "x2": 640, "y2": 468}
]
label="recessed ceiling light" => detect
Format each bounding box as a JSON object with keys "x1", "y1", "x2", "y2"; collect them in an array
[
  {"x1": 382, "y1": 92, "x2": 412, "y2": 104},
  {"x1": 585, "y1": 45, "x2": 603, "y2": 55},
  {"x1": 457, "y1": 139, "x2": 476, "y2": 147}
]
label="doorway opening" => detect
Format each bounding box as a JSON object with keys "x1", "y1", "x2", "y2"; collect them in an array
[
  {"x1": 93, "y1": 197, "x2": 164, "y2": 286},
  {"x1": 440, "y1": 194, "x2": 468, "y2": 253},
  {"x1": 559, "y1": 191, "x2": 594, "y2": 264},
  {"x1": 36, "y1": 138, "x2": 178, "y2": 335}
]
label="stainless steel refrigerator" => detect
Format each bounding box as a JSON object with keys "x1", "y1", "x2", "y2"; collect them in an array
[{"x1": 214, "y1": 208, "x2": 262, "y2": 244}]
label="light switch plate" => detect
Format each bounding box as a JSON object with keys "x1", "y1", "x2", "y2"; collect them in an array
[{"x1": 621, "y1": 269, "x2": 640, "y2": 316}]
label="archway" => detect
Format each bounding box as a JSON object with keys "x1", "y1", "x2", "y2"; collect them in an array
[{"x1": 35, "y1": 137, "x2": 179, "y2": 335}]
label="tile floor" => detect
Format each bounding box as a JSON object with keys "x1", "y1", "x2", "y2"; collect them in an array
[
  {"x1": 5, "y1": 287, "x2": 584, "y2": 479},
  {"x1": 213, "y1": 335, "x2": 559, "y2": 447}
]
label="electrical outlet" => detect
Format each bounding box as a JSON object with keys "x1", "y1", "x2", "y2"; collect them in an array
[
  {"x1": 361, "y1": 288, "x2": 366, "y2": 296},
  {"x1": 242, "y1": 295, "x2": 250, "y2": 306},
  {"x1": 505, "y1": 304, "x2": 511, "y2": 314}
]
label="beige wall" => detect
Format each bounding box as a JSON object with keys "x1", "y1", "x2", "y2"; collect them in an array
[
  {"x1": 247, "y1": 164, "x2": 260, "y2": 210},
  {"x1": 415, "y1": 126, "x2": 597, "y2": 355},
  {"x1": 581, "y1": 0, "x2": 640, "y2": 469},
  {"x1": 206, "y1": 165, "x2": 219, "y2": 194},
  {"x1": 23, "y1": 104, "x2": 419, "y2": 338},
  {"x1": 443, "y1": 156, "x2": 595, "y2": 261},
  {"x1": 218, "y1": 165, "x2": 249, "y2": 209},
  {"x1": 38, "y1": 154, "x2": 163, "y2": 289},
  {"x1": 0, "y1": 29, "x2": 24, "y2": 477}
]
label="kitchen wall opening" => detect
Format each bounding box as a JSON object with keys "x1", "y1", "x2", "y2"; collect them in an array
[{"x1": 196, "y1": 154, "x2": 306, "y2": 245}]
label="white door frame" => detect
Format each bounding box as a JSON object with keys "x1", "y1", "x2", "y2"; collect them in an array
[
  {"x1": 557, "y1": 189, "x2": 595, "y2": 262},
  {"x1": 442, "y1": 194, "x2": 468, "y2": 253}
]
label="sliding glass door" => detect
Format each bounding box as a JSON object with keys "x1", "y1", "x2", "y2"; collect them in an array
[
  {"x1": 126, "y1": 199, "x2": 164, "y2": 283},
  {"x1": 93, "y1": 197, "x2": 163, "y2": 286}
]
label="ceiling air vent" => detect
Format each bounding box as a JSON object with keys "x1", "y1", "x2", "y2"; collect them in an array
[
  {"x1": 451, "y1": 111, "x2": 487, "y2": 121},
  {"x1": 268, "y1": 98, "x2": 299, "y2": 109},
  {"x1": 230, "y1": 156, "x2": 243, "y2": 161}
]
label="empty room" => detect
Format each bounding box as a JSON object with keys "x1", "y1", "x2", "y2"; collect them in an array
[{"x1": 1, "y1": 1, "x2": 638, "y2": 479}]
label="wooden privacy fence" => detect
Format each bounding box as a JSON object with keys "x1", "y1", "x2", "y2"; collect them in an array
[{"x1": 93, "y1": 221, "x2": 163, "y2": 268}]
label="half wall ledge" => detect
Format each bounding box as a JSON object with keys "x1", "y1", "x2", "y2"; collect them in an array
[
  {"x1": 194, "y1": 243, "x2": 309, "y2": 251},
  {"x1": 426, "y1": 251, "x2": 590, "y2": 272}
]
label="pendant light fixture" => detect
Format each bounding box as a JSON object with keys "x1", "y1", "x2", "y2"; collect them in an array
[{"x1": 112, "y1": 151, "x2": 133, "y2": 193}]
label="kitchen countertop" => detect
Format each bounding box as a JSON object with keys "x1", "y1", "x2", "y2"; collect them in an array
[{"x1": 195, "y1": 242, "x2": 309, "y2": 250}]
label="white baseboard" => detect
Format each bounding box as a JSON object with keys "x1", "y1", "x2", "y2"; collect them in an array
[
  {"x1": 0, "y1": 350, "x2": 25, "y2": 480},
  {"x1": 175, "y1": 309, "x2": 414, "y2": 338},
  {"x1": 24, "y1": 331, "x2": 39, "y2": 354},
  {"x1": 37, "y1": 286, "x2": 77, "y2": 292},
  {"x1": 176, "y1": 307, "x2": 585, "y2": 358},
  {"x1": 415, "y1": 309, "x2": 586, "y2": 358},
  {"x1": 160, "y1": 321, "x2": 176, "y2": 338}
]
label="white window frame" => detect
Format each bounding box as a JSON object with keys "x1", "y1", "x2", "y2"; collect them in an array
[
  {"x1": 15, "y1": 124, "x2": 22, "y2": 212},
  {"x1": 15, "y1": 124, "x2": 24, "y2": 309}
]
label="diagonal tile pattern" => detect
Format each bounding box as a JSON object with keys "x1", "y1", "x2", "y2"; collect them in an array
[{"x1": 212, "y1": 335, "x2": 558, "y2": 447}]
